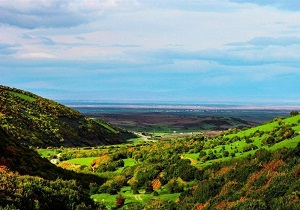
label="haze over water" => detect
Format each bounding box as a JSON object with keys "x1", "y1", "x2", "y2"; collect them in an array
[{"x1": 62, "y1": 101, "x2": 298, "y2": 123}]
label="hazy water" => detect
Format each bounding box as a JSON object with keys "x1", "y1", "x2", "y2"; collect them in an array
[{"x1": 61, "y1": 101, "x2": 296, "y2": 123}]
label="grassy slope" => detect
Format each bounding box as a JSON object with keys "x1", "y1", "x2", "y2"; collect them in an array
[
  {"x1": 0, "y1": 85, "x2": 134, "y2": 147},
  {"x1": 183, "y1": 114, "x2": 300, "y2": 167}
]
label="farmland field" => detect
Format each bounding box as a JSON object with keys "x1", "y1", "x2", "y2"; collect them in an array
[{"x1": 72, "y1": 104, "x2": 292, "y2": 134}]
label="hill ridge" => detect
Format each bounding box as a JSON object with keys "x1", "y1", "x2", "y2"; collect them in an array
[{"x1": 0, "y1": 85, "x2": 134, "y2": 147}]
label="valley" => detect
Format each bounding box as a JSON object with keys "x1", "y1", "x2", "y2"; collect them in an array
[
  {"x1": 73, "y1": 104, "x2": 292, "y2": 135},
  {"x1": 38, "y1": 112, "x2": 300, "y2": 209},
  {"x1": 1, "y1": 86, "x2": 300, "y2": 209}
]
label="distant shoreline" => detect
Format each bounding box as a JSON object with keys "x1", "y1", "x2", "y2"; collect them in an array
[{"x1": 65, "y1": 104, "x2": 300, "y2": 111}]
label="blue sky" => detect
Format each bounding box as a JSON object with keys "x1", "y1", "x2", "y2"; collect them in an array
[{"x1": 1, "y1": 0, "x2": 300, "y2": 104}]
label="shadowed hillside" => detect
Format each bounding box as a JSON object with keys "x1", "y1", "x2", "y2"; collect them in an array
[
  {"x1": 0, "y1": 126, "x2": 106, "y2": 185},
  {"x1": 0, "y1": 126, "x2": 107, "y2": 209},
  {"x1": 0, "y1": 85, "x2": 134, "y2": 147}
]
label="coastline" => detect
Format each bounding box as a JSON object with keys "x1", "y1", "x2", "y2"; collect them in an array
[{"x1": 65, "y1": 103, "x2": 300, "y2": 111}]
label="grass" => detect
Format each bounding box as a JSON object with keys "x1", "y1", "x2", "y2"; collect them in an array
[
  {"x1": 117, "y1": 158, "x2": 136, "y2": 172},
  {"x1": 184, "y1": 153, "x2": 199, "y2": 161},
  {"x1": 126, "y1": 137, "x2": 154, "y2": 144},
  {"x1": 181, "y1": 115, "x2": 300, "y2": 168},
  {"x1": 92, "y1": 118, "x2": 118, "y2": 133},
  {"x1": 185, "y1": 136, "x2": 298, "y2": 167},
  {"x1": 37, "y1": 149, "x2": 59, "y2": 158},
  {"x1": 64, "y1": 157, "x2": 97, "y2": 166},
  {"x1": 9, "y1": 91, "x2": 36, "y2": 102},
  {"x1": 269, "y1": 135, "x2": 300, "y2": 150},
  {"x1": 123, "y1": 158, "x2": 136, "y2": 167},
  {"x1": 91, "y1": 194, "x2": 117, "y2": 208},
  {"x1": 91, "y1": 186, "x2": 180, "y2": 209},
  {"x1": 59, "y1": 157, "x2": 137, "y2": 172}
]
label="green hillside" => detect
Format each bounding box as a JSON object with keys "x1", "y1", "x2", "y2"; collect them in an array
[
  {"x1": 188, "y1": 113, "x2": 300, "y2": 167},
  {"x1": 46, "y1": 112, "x2": 300, "y2": 209},
  {"x1": 0, "y1": 85, "x2": 134, "y2": 147}
]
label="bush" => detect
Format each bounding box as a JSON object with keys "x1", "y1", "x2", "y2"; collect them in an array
[
  {"x1": 290, "y1": 111, "x2": 299, "y2": 116},
  {"x1": 243, "y1": 144, "x2": 258, "y2": 152},
  {"x1": 263, "y1": 135, "x2": 275, "y2": 145},
  {"x1": 223, "y1": 151, "x2": 229, "y2": 157},
  {"x1": 245, "y1": 138, "x2": 253, "y2": 144},
  {"x1": 165, "y1": 179, "x2": 184, "y2": 194},
  {"x1": 198, "y1": 150, "x2": 207, "y2": 159}
]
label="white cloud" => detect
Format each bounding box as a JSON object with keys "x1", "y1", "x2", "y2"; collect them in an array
[
  {"x1": 0, "y1": 0, "x2": 139, "y2": 29},
  {"x1": 18, "y1": 52, "x2": 56, "y2": 59},
  {"x1": 228, "y1": 36, "x2": 300, "y2": 47}
]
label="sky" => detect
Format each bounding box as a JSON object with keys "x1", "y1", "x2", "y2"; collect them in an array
[{"x1": 1, "y1": 0, "x2": 300, "y2": 104}]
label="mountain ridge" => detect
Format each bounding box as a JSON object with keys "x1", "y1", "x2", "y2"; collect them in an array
[{"x1": 0, "y1": 85, "x2": 134, "y2": 147}]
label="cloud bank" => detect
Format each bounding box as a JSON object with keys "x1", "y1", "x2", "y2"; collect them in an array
[{"x1": 1, "y1": 0, "x2": 300, "y2": 104}]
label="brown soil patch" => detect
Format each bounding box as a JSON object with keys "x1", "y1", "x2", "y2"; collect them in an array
[{"x1": 61, "y1": 162, "x2": 73, "y2": 168}]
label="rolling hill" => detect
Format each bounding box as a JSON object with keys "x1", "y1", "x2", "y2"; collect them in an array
[
  {"x1": 0, "y1": 85, "x2": 134, "y2": 147},
  {"x1": 52, "y1": 111, "x2": 300, "y2": 209}
]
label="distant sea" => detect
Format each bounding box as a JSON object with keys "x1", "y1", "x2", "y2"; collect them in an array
[{"x1": 60, "y1": 101, "x2": 300, "y2": 123}]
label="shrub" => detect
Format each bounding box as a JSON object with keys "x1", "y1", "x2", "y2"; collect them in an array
[
  {"x1": 263, "y1": 135, "x2": 275, "y2": 145},
  {"x1": 165, "y1": 179, "x2": 184, "y2": 194},
  {"x1": 244, "y1": 137, "x2": 252, "y2": 144},
  {"x1": 290, "y1": 111, "x2": 299, "y2": 116},
  {"x1": 198, "y1": 150, "x2": 207, "y2": 159},
  {"x1": 223, "y1": 151, "x2": 230, "y2": 157},
  {"x1": 242, "y1": 144, "x2": 258, "y2": 152}
]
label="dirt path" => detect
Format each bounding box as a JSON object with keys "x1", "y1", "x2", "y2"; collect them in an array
[{"x1": 134, "y1": 132, "x2": 152, "y2": 141}]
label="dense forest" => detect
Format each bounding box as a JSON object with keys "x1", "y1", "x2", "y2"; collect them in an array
[{"x1": 1, "y1": 86, "x2": 300, "y2": 209}]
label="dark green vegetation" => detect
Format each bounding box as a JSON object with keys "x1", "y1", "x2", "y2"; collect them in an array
[
  {"x1": 0, "y1": 166, "x2": 105, "y2": 210},
  {"x1": 0, "y1": 125, "x2": 108, "y2": 209},
  {"x1": 38, "y1": 113, "x2": 300, "y2": 209},
  {"x1": 0, "y1": 85, "x2": 134, "y2": 147}
]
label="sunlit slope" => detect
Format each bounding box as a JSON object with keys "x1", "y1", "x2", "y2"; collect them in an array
[
  {"x1": 185, "y1": 113, "x2": 300, "y2": 166},
  {"x1": 0, "y1": 85, "x2": 132, "y2": 147}
]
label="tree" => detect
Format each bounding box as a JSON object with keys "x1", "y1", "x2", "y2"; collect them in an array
[
  {"x1": 198, "y1": 150, "x2": 207, "y2": 159},
  {"x1": 165, "y1": 179, "x2": 184, "y2": 194},
  {"x1": 223, "y1": 150, "x2": 229, "y2": 157},
  {"x1": 263, "y1": 135, "x2": 275, "y2": 145},
  {"x1": 290, "y1": 111, "x2": 299, "y2": 116}
]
